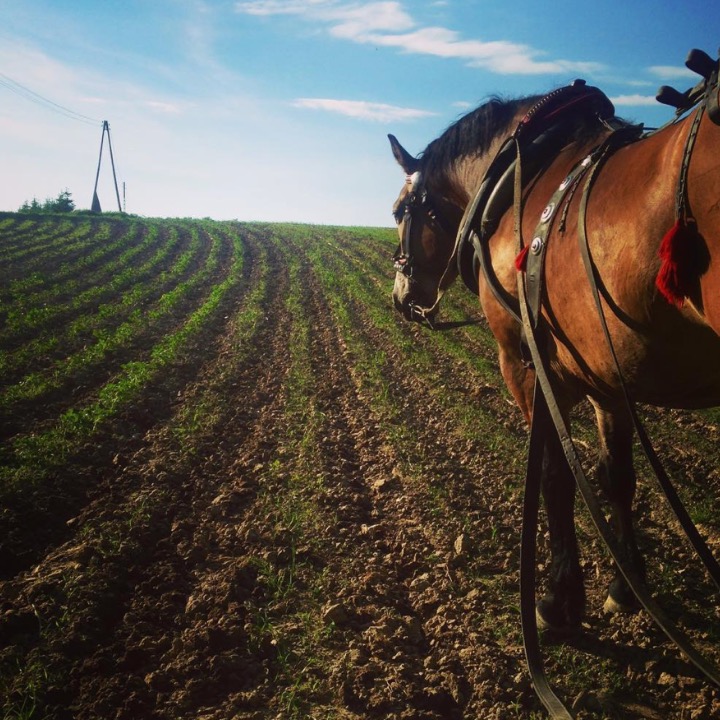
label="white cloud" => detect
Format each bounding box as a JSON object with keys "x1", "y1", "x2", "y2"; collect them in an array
[
  {"x1": 235, "y1": 0, "x2": 336, "y2": 15},
  {"x1": 610, "y1": 94, "x2": 659, "y2": 106},
  {"x1": 327, "y1": 3, "x2": 414, "y2": 39},
  {"x1": 648, "y1": 65, "x2": 696, "y2": 80},
  {"x1": 235, "y1": 0, "x2": 414, "y2": 37},
  {"x1": 624, "y1": 79, "x2": 654, "y2": 87},
  {"x1": 361, "y1": 27, "x2": 603, "y2": 75},
  {"x1": 235, "y1": 1, "x2": 604, "y2": 76},
  {"x1": 145, "y1": 100, "x2": 185, "y2": 114},
  {"x1": 292, "y1": 97, "x2": 436, "y2": 121}
]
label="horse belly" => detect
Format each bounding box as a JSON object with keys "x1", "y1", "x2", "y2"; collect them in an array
[
  {"x1": 552, "y1": 300, "x2": 720, "y2": 410},
  {"x1": 697, "y1": 252, "x2": 720, "y2": 336}
]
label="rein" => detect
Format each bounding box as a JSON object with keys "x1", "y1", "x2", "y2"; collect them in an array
[
  {"x1": 390, "y1": 48, "x2": 720, "y2": 718},
  {"x1": 516, "y1": 55, "x2": 720, "y2": 718}
]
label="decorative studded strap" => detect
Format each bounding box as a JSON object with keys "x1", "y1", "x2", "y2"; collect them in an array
[{"x1": 523, "y1": 156, "x2": 594, "y2": 327}]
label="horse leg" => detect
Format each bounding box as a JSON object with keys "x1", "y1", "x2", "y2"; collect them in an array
[
  {"x1": 536, "y1": 419, "x2": 586, "y2": 629},
  {"x1": 497, "y1": 345, "x2": 585, "y2": 628},
  {"x1": 593, "y1": 402, "x2": 645, "y2": 613}
]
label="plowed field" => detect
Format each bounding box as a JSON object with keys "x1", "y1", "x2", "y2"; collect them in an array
[{"x1": 1, "y1": 213, "x2": 719, "y2": 719}]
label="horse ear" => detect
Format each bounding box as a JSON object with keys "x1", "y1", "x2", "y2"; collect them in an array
[{"x1": 388, "y1": 134, "x2": 419, "y2": 175}]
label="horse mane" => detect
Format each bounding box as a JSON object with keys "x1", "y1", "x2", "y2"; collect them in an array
[
  {"x1": 419, "y1": 96, "x2": 536, "y2": 178},
  {"x1": 419, "y1": 92, "x2": 624, "y2": 183}
]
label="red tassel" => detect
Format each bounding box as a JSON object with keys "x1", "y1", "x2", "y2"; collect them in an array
[
  {"x1": 655, "y1": 219, "x2": 698, "y2": 307},
  {"x1": 515, "y1": 245, "x2": 530, "y2": 272}
]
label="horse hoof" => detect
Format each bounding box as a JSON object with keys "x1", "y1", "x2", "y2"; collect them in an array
[
  {"x1": 603, "y1": 577, "x2": 640, "y2": 615},
  {"x1": 535, "y1": 599, "x2": 580, "y2": 633},
  {"x1": 536, "y1": 605, "x2": 553, "y2": 632},
  {"x1": 602, "y1": 593, "x2": 637, "y2": 615}
]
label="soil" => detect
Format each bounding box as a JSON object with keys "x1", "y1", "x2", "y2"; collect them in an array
[{"x1": 1, "y1": 220, "x2": 719, "y2": 719}]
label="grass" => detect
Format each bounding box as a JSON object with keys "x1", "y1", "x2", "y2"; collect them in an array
[
  {"x1": 2, "y1": 214, "x2": 719, "y2": 720},
  {"x1": 0, "y1": 223, "x2": 243, "y2": 494}
]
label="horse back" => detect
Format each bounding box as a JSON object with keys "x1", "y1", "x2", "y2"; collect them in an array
[{"x1": 510, "y1": 120, "x2": 720, "y2": 409}]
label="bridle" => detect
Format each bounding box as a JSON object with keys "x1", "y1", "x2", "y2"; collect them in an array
[
  {"x1": 392, "y1": 171, "x2": 460, "y2": 279},
  {"x1": 392, "y1": 172, "x2": 459, "y2": 326},
  {"x1": 392, "y1": 187, "x2": 456, "y2": 326}
]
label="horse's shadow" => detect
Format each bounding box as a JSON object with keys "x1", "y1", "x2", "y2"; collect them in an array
[
  {"x1": 543, "y1": 618, "x2": 706, "y2": 688},
  {"x1": 432, "y1": 318, "x2": 482, "y2": 331}
]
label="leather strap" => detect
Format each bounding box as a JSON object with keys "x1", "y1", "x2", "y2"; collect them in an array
[
  {"x1": 521, "y1": 381, "x2": 574, "y2": 719},
  {"x1": 524, "y1": 157, "x2": 592, "y2": 327},
  {"x1": 706, "y1": 67, "x2": 720, "y2": 125},
  {"x1": 456, "y1": 82, "x2": 615, "y2": 316},
  {"x1": 517, "y1": 237, "x2": 720, "y2": 707},
  {"x1": 577, "y1": 130, "x2": 720, "y2": 591}
]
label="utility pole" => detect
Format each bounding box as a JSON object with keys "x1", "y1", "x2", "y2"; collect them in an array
[{"x1": 91, "y1": 120, "x2": 123, "y2": 213}]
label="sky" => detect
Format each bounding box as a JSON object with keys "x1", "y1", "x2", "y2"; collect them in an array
[{"x1": 0, "y1": 1, "x2": 718, "y2": 226}]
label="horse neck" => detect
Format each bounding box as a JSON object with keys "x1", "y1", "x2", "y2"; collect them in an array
[
  {"x1": 421, "y1": 162, "x2": 477, "y2": 236},
  {"x1": 429, "y1": 148, "x2": 501, "y2": 217},
  {"x1": 462, "y1": 138, "x2": 509, "y2": 202}
]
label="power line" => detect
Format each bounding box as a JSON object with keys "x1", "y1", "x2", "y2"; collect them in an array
[{"x1": 0, "y1": 72, "x2": 101, "y2": 126}]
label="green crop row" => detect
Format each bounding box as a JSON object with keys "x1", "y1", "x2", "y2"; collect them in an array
[
  {"x1": 0, "y1": 219, "x2": 111, "y2": 284},
  {"x1": 1, "y1": 223, "x2": 148, "y2": 338},
  {"x1": 0, "y1": 219, "x2": 244, "y2": 493},
  {"x1": 0, "y1": 224, "x2": 234, "y2": 438},
  {"x1": 0, "y1": 226, "x2": 187, "y2": 382},
  {"x1": 0, "y1": 216, "x2": 89, "y2": 263}
]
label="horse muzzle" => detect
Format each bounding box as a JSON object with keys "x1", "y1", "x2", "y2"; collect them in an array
[{"x1": 393, "y1": 289, "x2": 438, "y2": 327}]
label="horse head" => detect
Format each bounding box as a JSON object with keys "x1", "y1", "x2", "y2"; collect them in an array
[{"x1": 388, "y1": 134, "x2": 460, "y2": 327}]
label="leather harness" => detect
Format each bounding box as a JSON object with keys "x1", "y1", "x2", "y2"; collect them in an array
[
  {"x1": 401, "y1": 54, "x2": 720, "y2": 718},
  {"x1": 512, "y1": 66, "x2": 720, "y2": 717}
]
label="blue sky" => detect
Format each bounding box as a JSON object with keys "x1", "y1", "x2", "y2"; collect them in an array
[{"x1": 0, "y1": 1, "x2": 717, "y2": 225}]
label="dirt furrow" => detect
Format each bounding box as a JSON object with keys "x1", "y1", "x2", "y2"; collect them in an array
[
  {"x1": 2, "y1": 220, "x2": 720, "y2": 720},
  {"x1": 0, "y1": 229, "x2": 294, "y2": 718}
]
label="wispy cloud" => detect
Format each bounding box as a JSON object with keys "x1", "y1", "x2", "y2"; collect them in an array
[
  {"x1": 648, "y1": 65, "x2": 696, "y2": 80},
  {"x1": 361, "y1": 27, "x2": 603, "y2": 74},
  {"x1": 145, "y1": 100, "x2": 185, "y2": 114},
  {"x1": 292, "y1": 97, "x2": 437, "y2": 122},
  {"x1": 236, "y1": 0, "x2": 335, "y2": 14},
  {"x1": 327, "y1": 3, "x2": 414, "y2": 38},
  {"x1": 610, "y1": 93, "x2": 659, "y2": 106},
  {"x1": 235, "y1": 0, "x2": 604, "y2": 75}
]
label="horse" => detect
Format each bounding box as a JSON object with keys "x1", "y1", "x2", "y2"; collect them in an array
[{"x1": 388, "y1": 56, "x2": 720, "y2": 643}]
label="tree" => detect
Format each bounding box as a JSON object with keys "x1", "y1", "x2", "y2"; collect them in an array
[
  {"x1": 18, "y1": 189, "x2": 75, "y2": 214},
  {"x1": 18, "y1": 198, "x2": 43, "y2": 213},
  {"x1": 49, "y1": 189, "x2": 75, "y2": 213}
]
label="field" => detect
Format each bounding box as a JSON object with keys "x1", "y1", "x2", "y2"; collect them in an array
[{"x1": 1, "y1": 212, "x2": 719, "y2": 719}]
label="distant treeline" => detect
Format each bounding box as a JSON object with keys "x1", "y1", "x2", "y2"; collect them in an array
[{"x1": 18, "y1": 189, "x2": 75, "y2": 214}]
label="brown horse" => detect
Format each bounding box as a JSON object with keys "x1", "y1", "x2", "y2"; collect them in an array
[{"x1": 389, "y1": 62, "x2": 720, "y2": 634}]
